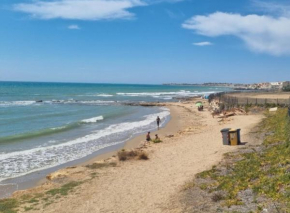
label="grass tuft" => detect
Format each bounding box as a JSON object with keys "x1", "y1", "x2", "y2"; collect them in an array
[
  {"x1": 46, "y1": 181, "x2": 82, "y2": 197},
  {"x1": 0, "y1": 198, "x2": 18, "y2": 213}
]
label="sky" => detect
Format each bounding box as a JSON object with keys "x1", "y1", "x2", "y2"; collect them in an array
[{"x1": 1, "y1": 0, "x2": 290, "y2": 84}]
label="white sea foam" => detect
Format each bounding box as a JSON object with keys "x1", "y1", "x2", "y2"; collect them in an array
[
  {"x1": 75, "y1": 100, "x2": 116, "y2": 105},
  {"x1": 97, "y1": 94, "x2": 113, "y2": 97},
  {"x1": 81, "y1": 116, "x2": 104, "y2": 123},
  {"x1": 78, "y1": 93, "x2": 114, "y2": 97},
  {"x1": 0, "y1": 101, "x2": 36, "y2": 107},
  {"x1": 0, "y1": 108, "x2": 170, "y2": 182},
  {"x1": 50, "y1": 126, "x2": 66, "y2": 130},
  {"x1": 0, "y1": 100, "x2": 117, "y2": 107}
]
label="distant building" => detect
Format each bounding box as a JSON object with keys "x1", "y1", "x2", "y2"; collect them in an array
[
  {"x1": 283, "y1": 81, "x2": 290, "y2": 88},
  {"x1": 270, "y1": 82, "x2": 283, "y2": 90}
]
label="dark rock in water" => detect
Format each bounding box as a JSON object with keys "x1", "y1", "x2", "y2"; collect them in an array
[{"x1": 35, "y1": 100, "x2": 43, "y2": 103}]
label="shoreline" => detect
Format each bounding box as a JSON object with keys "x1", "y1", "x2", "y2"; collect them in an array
[
  {"x1": 79, "y1": 104, "x2": 183, "y2": 166},
  {"x1": 0, "y1": 103, "x2": 185, "y2": 199},
  {"x1": 1, "y1": 98, "x2": 265, "y2": 212}
]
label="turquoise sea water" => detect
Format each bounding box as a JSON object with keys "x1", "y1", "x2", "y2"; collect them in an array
[{"x1": 0, "y1": 82, "x2": 231, "y2": 182}]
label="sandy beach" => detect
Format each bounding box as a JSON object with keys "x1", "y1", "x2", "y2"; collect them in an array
[{"x1": 6, "y1": 99, "x2": 264, "y2": 213}]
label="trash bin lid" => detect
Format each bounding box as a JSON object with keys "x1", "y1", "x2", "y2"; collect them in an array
[{"x1": 221, "y1": 128, "x2": 231, "y2": 132}]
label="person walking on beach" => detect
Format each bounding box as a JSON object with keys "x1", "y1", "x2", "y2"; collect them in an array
[{"x1": 156, "y1": 116, "x2": 161, "y2": 129}]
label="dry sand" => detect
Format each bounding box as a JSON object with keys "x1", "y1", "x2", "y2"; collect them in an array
[{"x1": 14, "y1": 100, "x2": 263, "y2": 213}]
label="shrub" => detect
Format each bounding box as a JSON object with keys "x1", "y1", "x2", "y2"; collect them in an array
[
  {"x1": 211, "y1": 193, "x2": 224, "y2": 202},
  {"x1": 138, "y1": 152, "x2": 149, "y2": 160},
  {"x1": 117, "y1": 151, "x2": 127, "y2": 161},
  {"x1": 245, "y1": 104, "x2": 250, "y2": 114},
  {"x1": 117, "y1": 150, "x2": 139, "y2": 161},
  {"x1": 86, "y1": 162, "x2": 116, "y2": 169}
]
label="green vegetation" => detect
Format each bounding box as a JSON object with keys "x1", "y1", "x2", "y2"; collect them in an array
[
  {"x1": 85, "y1": 161, "x2": 116, "y2": 169},
  {"x1": 152, "y1": 139, "x2": 162, "y2": 143},
  {"x1": 283, "y1": 85, "x2": 290, "y2": 92},
  {"x1": 191, "y1": 108, "x2": 290, "y2": 209},
  {"x1": 0, "y1": 179, "x2": 83, "y2": 212},
  {"x1": 262, "y1": 108, "x2": 290, "y2": 145},
  {"x1": 0, "y1": 199, "x2": 18, "y2": 213},
  {"x1": 244, "y1": 104, "x2": 250, "y2": 114},
  {"x1": 24, "y1": 206, "x2": 33, "y2": 211},
  {"x1": 46, "y1": 181, "x2": 82, "y2": 196}
]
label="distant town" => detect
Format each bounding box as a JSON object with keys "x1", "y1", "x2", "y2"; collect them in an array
[{"x1": 163, "y1": 81, "x2": 290, "y2": 91}]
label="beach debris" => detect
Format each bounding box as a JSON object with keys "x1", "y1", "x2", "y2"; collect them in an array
[
  {"x1": 217, "y1": 112, "x2": 235, "y2": 118},
  {"x1": 269, "y1": 107, "x2": 278, "y2": 112},
  {"x1": 165, "y1": 134, "x2": 174, "y2": 138}
]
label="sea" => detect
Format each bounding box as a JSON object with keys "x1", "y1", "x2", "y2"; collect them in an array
[{"x1": 0, "y1": 81, "x2": 231, "y2": 195}]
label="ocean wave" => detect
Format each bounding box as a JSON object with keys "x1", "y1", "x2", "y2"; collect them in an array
[
  {"x1": 0, "y1": 123, "x2": 80, "y2": 143},
  {"x1": 0, "y1": 115, "x2": 105, "y2": 143},
  {"x1": 81, "y1": 116, "x2": 104, "y2": 123},
  {"x1": 0, "y1": 108, "x2": 170, "y2": 182}
]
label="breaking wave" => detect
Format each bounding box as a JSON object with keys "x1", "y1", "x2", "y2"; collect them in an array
[{"x1": 0, "y1": 109, "x2": 170, "y2": 182}]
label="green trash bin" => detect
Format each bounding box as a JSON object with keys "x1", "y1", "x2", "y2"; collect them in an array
[{"x1": 221, "y1": 128, "x2": 231, "y2": 145}]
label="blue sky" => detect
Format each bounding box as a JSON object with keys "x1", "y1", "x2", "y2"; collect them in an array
[{"x1": 1, "y1": 0, "x2": 290, "y2": 84}]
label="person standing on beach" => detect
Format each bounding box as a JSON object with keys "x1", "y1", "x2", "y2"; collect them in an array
[
  {"x1": 156, "y1": 116, "x2": 161, "y2": 129},
  {"x1": 146, "y1": 132, "x2": 151, "y2": 143}
]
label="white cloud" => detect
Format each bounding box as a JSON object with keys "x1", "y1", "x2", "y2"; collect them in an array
[
  {"x1": 193, "y1": 41, "x2": 212, "y2": 46},
  {"x1": 14, "y1": 0, "x2": 146, "y2": 20},
  {"x1": 13, "y1": 0, "x2": 184, "y2": 21},
  {"x1": 68, "y1": 24, "x2": 80, "y2": 29},
  {"x1": 182, "y1": 12, "x2": 290, "y2": 55},
  {"x1": 252, "y1": 0, "x2": 290, "y2": 17}
]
